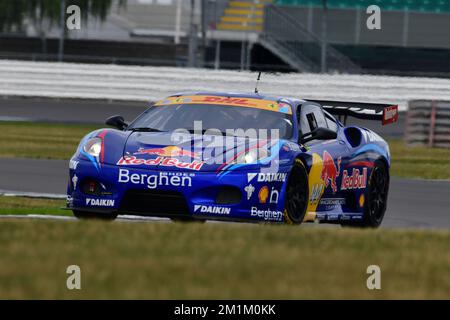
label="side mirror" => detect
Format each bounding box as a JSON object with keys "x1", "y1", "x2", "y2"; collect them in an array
[
  {"x1": 105, "y1": 115, "x2": 127, "y2": 130},
  {"x1": 299, "y1": 127, "x2": 337, "y2": 144}
]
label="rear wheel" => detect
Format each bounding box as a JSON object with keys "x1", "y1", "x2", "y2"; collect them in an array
[
  {"x1": 73, "y1": 210, "x2": 118, "y2": 221},
  {"x1": 284, "y1": 159, "x2": 309, "y2": 224},
  {"x1": 342, "y1": 160, "x2": 389, "y2": 228}
]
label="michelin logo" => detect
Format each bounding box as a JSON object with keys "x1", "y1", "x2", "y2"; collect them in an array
[
  {"x1": 194, "y1": 205, "x2": 231, "y2": 215},
  {"x1": 86, "y1": 198, "x2": 115, "y2": 207}
]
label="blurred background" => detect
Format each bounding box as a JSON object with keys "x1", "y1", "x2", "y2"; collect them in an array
[{"x1": 1, "y1": 0, "x2": 450, "y2": 76}]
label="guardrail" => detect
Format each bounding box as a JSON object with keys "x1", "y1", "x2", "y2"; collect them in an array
[
  {"x1": 4, "y1": 59, "x2": 450, "y2": 111},
  {"x1": 406, "y1": 100, "x2": 450, "y2": 148}
]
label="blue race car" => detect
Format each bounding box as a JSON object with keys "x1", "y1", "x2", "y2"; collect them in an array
[{"x1": 67, "y1": 92, "x2": 398, "y2": 227}]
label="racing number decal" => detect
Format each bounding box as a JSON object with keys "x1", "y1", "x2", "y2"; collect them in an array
[{"x1": 305, "y1": 153, "x2": 326, "y2": 221}]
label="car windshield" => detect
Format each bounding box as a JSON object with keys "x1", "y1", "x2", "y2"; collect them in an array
[{"x1": 128, "y1": 104, "x2": 294, "y2": 139}]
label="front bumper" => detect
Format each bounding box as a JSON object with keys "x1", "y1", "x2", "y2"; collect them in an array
[{"x1": 67, "y1": 159, "x2": 291, "y2": 223}]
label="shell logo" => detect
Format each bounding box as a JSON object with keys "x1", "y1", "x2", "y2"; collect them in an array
[
  {"x1": 258, "y1": 186, "x2": 269, "y2": 204},
  {"x1": 359, "y1": 194, "x2": 365, "y2": 208}
]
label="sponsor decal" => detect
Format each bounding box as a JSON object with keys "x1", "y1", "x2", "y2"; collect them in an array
[
  {"x1": 259, "y1": 173, "x2": 287, "y2": 182},
  {"x1": 359, "y1": 194, "x2": 365, "y2": 208},
  {"x1": 86, "y1": 198, "x2": 115, "y2": 207},
  {"x1": 306, "y1": 153, "x2": 326, "y2": 213},
  {"x1": 194, "y1": 205, "x2": 231, "y2": 215},
  {"x1": 310, "y1": 184, "x2": 325, "y2": 205},
  {"x1": 364, "y1": 130, "x2": 384, "y2": 143},
  {"x1": 321, "y1": 151, "x2": 341, "y2": 193},
  {"x1": 154, "y1": 95, "x2": 293, "y2": 115},
  {"x1": 251, "y1": 207, "x2": 283, "y2": 222},
  {"x1": 283, "y1": 141, "x2": 300, "y2": 151},
  {"x1": 258, "y1": 186, "x2": 269, "y2": 204},
  {"x1": 72, "y1": 174, "x2": 78, "y2": 190},
  {"x1": 69, "y1": 159, "x2": 79, "y2": 170},
  {"x1": 202, "y1": 96, "x2": 253, "y2": 106},
  {"x1": 247, "y1": 173, "x2": 258, "y2": 183},
  {"x1": 253, "y1": 173, "x2": 287, "y2": 183},
  {"x1": 278, "y1": 102, "x2": 292, "y2": 114},
  {"x1": 117, "y1": 156, "x2": 204, "y2": 171},
  {"x1": 66, "y1": 196, "x2": 73, "y2": 206},
  {"x1": 382, "y1": 105, "x2": 399, "y2": 125},
  {"x1": 316, "y1": 212, "x2": 326, "y2": 220},
  {"x1": 341, "y1": 168, "x2": 368, "y2": 190},
  {"x1": 327, "y1": 214, "x2": 339, "y2": 221},
  {"x1": 244, "y1": 184, "x2": 255, "y2": 200},
  {"x1": 118, "y1": 169, "x2": 192, "y2": 189},
  {"x1": 319, "y1": 198, "x2": 346, "y2": 206},
  {"x1": 134, "y1": 146, "x2": 199, "y2": 159},
  {"x1": 269, "y1": 187, "x2": 279, "y2": 204}
]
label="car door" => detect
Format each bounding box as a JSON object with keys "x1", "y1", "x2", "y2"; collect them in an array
[{"x1": 298, "y1": 103, "x2": 349, "y2": 215}]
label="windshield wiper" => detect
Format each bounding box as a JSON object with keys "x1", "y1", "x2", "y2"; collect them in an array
[{"x1": 128, "y1": 127, "x2": 165, "y2": 132}]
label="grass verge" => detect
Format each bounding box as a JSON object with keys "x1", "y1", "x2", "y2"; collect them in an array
[
  {"x1": 2, "y1": 121, "x2": 450, "y2": 179},
  {"x1": 0, "y1": 220, "x2": 448, "y2": 299},
  {"x1": 389, "y1": 140, "x2": 450, "y2": 180},
  {"x1": 0, "y1": 196, "x2": 68, "y2": 216},
  {"x1": 0, "y1": 121, "x2": 99, "y2": 160}
]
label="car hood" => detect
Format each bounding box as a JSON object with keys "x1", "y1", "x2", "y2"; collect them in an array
[{"x1": 114, "y1": 131, "x2": 290, "y2": 172}]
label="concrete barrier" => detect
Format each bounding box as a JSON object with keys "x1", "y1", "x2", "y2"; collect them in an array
[
  {"x1": 406, "y1": 100, "x2": 450, "y2": 148},
  {"x1": 4, "y1": 59, "x2": 450, "y2": 111}
]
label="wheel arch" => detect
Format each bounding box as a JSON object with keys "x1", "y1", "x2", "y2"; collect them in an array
[
  {"x1": 376, "y1": 155, "x2": 390, "y2": 176},
  {"x1": 293, "y1": 153, "x2": 312, "y2": 173}
]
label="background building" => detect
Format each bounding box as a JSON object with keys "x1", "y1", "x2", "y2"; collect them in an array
[{"x1": 1, "y1": 0, "x2": 450, "y2": 76}]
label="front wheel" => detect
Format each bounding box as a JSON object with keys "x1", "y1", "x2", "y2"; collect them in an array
[
  {"x1": 73, "y1": 210, "x2": 118, "y2": 221},
  {"x1": 284, "y1": 159, "x2": 309, "y2": 224},
  {"x1": 341, "y1": 160, "x2": 389, "y2": 228}
]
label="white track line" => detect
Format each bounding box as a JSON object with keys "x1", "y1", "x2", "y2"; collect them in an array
[
  {"x1": 0, "y1": 190, "x2": 66, "y2": 199},
  {"x1": 0, "y1": 214, "x2": 171, "y2": 223}
]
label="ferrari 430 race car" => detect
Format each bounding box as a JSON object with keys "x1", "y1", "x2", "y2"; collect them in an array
[{"x1": 67, "y1": 92, "x2": 398, "y2": 227}]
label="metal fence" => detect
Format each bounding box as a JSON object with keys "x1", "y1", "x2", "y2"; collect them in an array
[
  {"x1": 261, "y1": 4, "x2": 361, "y2": 73},
  {"x1": 406, "y1": 100, "x2": 450, "y2": 148}
]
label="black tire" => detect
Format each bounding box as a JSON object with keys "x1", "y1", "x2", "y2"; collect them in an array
[
  {"x1": 73, "y1": 210, "x2": 118, "y2": 221},
  {"x1": 284, "y1": 159, "x2": 309, "y2": 224},
  {"x1": 341, "y1": 160, "x2": 389, "y2": 228}
]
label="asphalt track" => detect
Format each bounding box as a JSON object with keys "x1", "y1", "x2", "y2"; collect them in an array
[
  {"x1": 0, "y1": 158, "x2": 449, "y2": 230},
  {"x1": 0, "y1": 97, "x2": 405, "y2": 138}
]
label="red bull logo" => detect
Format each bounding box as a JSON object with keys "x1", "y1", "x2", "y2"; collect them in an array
[
  {"x1": 117, "y1": 156, "x2": 204, "y2": 171},
  {"x1": 320, "y1": 151, "x2": 341, "y2": 193},
  {"x1": 341, "y1": 168, "x2": 367, "y2": 190},
  {"x1": 134, "y1": 146, "x2": 199, "y2": 159}
]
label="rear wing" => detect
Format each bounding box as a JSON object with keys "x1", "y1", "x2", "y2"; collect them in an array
[{"x1": 307, "y1": 100, "x2": 399, "y2": 125}]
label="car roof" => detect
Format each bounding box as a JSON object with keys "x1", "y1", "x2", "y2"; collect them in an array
[{"x1": 167, "y1": 91, "x2": 306, "y2": 106}]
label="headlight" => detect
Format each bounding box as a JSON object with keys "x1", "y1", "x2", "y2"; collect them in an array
[
  {"x1": 83, "y1": 137, "x2": 102, "y2": 157},
  {"x1": 237, "y1": 147, "x2": 271, "y2": 164}
]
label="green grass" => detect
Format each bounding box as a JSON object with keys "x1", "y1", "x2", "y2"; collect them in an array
[
  {"x1": 1, "y1": 121, "x2": 450, "y2": 179},
  {"x1": 389, "y1": 140, "x2": 450, "y2": 180},
  {"x1": 0, "y1": 121, "x2": 99, "y2": 160},
  {"x1": 0, "y1": 220, "x2": 448, "y2": 299},
  {"x1": 0, "y1": 196, "x2": 68, "y2": 216}
]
